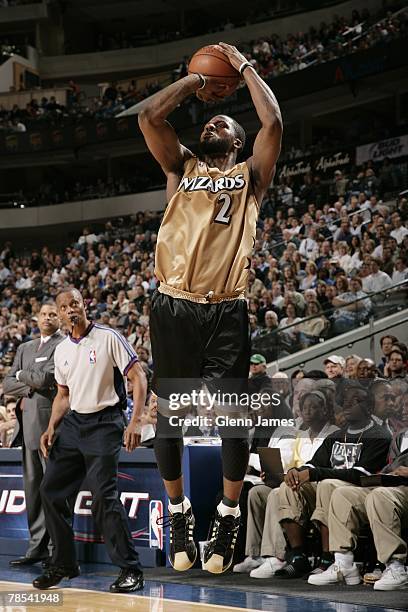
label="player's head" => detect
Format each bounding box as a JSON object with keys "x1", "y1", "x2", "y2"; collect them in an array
[
  {"x1": 199, "y1": 115, "x2": 246, "y2": 158},
  {"x1": 56, "y1": 288, "x2": 87, "y2": 329}
]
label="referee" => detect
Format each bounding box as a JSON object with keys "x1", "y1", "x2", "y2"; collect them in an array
[{"x1": 32, "y1": 288, "x2": 147, "y2": 592}]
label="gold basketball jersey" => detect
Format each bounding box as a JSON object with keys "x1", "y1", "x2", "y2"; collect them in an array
[{"x1": 155, "y1": 157, "x2": 259, "y2": 302}]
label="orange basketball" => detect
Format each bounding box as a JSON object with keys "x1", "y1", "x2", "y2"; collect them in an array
[{"x1": 188, "y1": 45, "x2": 240, "y2": 97}]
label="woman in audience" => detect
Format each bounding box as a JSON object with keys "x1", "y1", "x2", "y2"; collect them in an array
[
  {"x1": 336, "y1": 242, "x2": 354, "y2": 275},
  {"x1": 298, "y1": 301, "x2": 327, "y2": 348},
  {"x1": 279, "y1": 302, "x2": 301, "y2": 346},
  {"x1": 299, "y1": 261, "x2": 318, "y2": 291},
  {"x1": 335, "y1": 275, "x2": 349, "y2": 295},
  {"x1": 344, "y1": 354, "x2": 362, "y2": 379}
]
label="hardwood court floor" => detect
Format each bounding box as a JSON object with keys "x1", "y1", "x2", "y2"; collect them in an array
[
  {"x1": 0, "y1": 558, "x2": 406, "y2": 612},
  {"x1": 0, "y1": 581, "x2": 257, "y2": 612}
]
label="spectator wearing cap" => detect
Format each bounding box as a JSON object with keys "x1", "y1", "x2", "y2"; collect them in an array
[
  {"x1": 249, "y1": 353, "x2": 267, "y2": 371},
  {"x1": 277, "y1": 381, "x2": 391, "y2": 579},
  {"x1": 331, "y1": 277, "x2": 371, "y2": 334},
  {"x1": 324, "y1": 355, "x2": 345, "y2": 380},
  {"x1": 333, "y1": 170, "x2": 348, "y2": 198}
]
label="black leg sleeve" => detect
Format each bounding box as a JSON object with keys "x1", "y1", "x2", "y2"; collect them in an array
[{"x1": 153, "y1": 412, "x2": 184, "y2": 481}]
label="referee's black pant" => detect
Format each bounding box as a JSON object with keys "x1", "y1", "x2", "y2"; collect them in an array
[{"x1": 40, "y1": 406, "x2": 142, "y2": 571}]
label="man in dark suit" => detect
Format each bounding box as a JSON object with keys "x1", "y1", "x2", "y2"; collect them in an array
[{"x1": 3, "y1": 301, "x2": 64, "y2": 567}]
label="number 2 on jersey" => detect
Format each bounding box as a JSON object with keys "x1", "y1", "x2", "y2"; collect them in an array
[{"x1": 214, "y1": 193, "x2": 232, "y2": 226}]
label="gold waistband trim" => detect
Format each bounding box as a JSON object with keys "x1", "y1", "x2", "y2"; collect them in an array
[{"x1": 158, "y1": 283, "x2": 245, "y2": 304}]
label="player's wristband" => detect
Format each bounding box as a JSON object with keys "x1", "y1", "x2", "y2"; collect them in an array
[
  {"x1": 239, "y1": 61, "x2": 253, "y2": 76},
  {"x1": 197, "y1": 74, "x2": 206, "y2": 90}
]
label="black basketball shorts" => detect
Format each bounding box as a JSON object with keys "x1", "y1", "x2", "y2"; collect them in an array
[{"x1": 150, "y1": 290, "x2": 250, "y2": 407}]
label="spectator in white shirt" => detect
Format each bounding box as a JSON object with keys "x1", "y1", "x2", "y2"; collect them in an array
[
  {"x1": 362, "y1": 257, "x2": 393, "y2": 294},
  {"x1": 299, "y1": 227, "x2": 319, "y2": 261},
  {"x1": 278, "y1": 179, "x2": 293, "y2": 207},
  {"x1": 78, "y1": 227, "x2": 98, "y2": 246},
  {"x1": 358, "y1": 192, "x2": 372, "y2": 222},
  {"x1": 333, "y1": 242, "x2": 354, "y2": 274},
  {"x1": 390, "y1": 213, "x2": 408, "y2": 245},
  {"x1": 14, "y1": 271, "x2": 31, "y2": 291},
  {"x1": 271, "y1": 282, "x2": 285, "y2": 310},
  {"x1": 392, "y1": 257, "x2": 408, "y2": 285}
]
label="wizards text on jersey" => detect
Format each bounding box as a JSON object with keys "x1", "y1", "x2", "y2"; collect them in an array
[{"x1": 178, "y1": 174, "x2": 246, "y2": 194}]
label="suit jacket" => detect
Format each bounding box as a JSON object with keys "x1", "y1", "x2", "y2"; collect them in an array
[
  {"x1": 3, "y1": 332, "x2": 65, "y2": 450},
  {"x1": 383, "y1": 428, "x2": 408, "y2": 471}
]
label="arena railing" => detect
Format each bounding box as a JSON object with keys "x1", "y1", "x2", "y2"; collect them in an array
[
  {"x1": 251, "y1": 278, "x2": 408, "y2": 362},
  {"x1": 291, "y1": 5, "x2": 408, "y2": 72}
]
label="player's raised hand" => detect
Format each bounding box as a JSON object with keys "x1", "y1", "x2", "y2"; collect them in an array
[
  {"x1": 196, "y1": 77, "x2": 230, "y2": 102},
  {"x1": 216, "y1": 42, "x2": 250, "y2": 73}
]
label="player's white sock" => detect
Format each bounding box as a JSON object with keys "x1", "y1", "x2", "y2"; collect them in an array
[
  {"x1": 217, "y1": 500, "x2": 241, "y2": 518},
  {"x1": 334, "y1": 551, "x2": 354, "y2": 568},
  {"x1": 168, "y1": 496, "x2": 191, "y2": 514}
]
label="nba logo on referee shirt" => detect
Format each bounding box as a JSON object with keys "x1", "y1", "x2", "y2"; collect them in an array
[
  {"x1": 149, "y1": 500, "x2": 163, "y2": 549},
  {"x1": 89, "y1": 349, "x2": 96, "y2": 364}
]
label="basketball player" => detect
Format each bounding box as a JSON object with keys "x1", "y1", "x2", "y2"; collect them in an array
[
  {"x1": 138, "y1": 42, "x2": 282, "y2": 574},
  {"x1": 32, "y1": 288, "x2": 147, "y2": 592}
]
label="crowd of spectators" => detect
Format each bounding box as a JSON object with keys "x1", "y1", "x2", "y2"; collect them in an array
[
  {"x1": 238, "y1": 4, "x2": 407, "y2": 79},
  {"x1": 249, "y1": 174, "x2": 408, "y2": 359},
  {"x1": 3, "y1": 141, "x2": 406, "y2": 211},
  {"x1": 0, "y1": 3, "x2": 406, "y2": 135},
  {"x1": 0, "y1": 79, "x2": 163, "y2": 134},
  {"x1": 12, "y1": 174, "x2": 161, "y2": 208},
  {"x1": 227, "y1": 347, "x2": 408, "y2": 589},
  {"x1": 0, "y1": 168, "x2": 407, "y2": 383},
  {"x1": 70, "y1": 0, "x2": 314, "y2": 52}
]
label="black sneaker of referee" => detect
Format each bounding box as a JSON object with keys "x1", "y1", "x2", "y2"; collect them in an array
[
  {"x1": 165, "y1": 506, "x2": 197, "y2": 571},
  {"x1": 32, "y1": 565, "x2": 80, "y2": 589},
  {"x1": 203, "y1": 511, "x2": 240, "y2": 574},
  {"x1": 110, "y1": 568, "x2": 145, "y2": 592}
]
